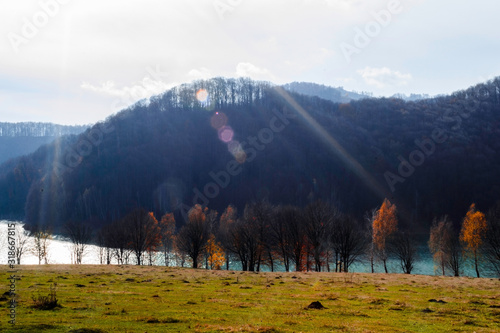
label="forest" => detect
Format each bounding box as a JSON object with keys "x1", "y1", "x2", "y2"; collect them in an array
[
  {"x1": 0, "y1": 77, "x2": 499, "y2": 246},
  {"x1": 0, "y1": 122, "x2": 88, "y2": 164},
  {"x1": 13, "y1": 199, "x2": 500, "y2": 278}
]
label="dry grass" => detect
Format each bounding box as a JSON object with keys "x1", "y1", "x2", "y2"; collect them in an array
[{"x1": 0, "y1": 265, "x2": 499, "y2": 332}]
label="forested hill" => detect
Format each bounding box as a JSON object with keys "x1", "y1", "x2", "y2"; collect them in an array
[
  {"x1": 281, "y1": 82, "x2": 371, "y2": 103},
  {"x1": 0, "y1": 122, "x2": 88, "y2": 164},
  {"x1": 0, "y1": 77, "x2": 499, "y2": 232}
]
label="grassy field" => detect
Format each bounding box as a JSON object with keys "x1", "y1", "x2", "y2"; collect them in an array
[{"x1": 1, "y1": 265, "x2": 499, "y2": 332}]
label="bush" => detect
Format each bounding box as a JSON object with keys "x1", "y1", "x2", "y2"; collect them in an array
[{"x1": 31, "y1": 283, "x2": 60, "y2": 310}]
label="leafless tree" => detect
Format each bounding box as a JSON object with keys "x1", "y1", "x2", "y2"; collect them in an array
[
  {"x1": 243, "y1": 201, "x2": 273, "y2": 272},
  {"x1": 445, "y1": 230, "x2": 463, "y2": 277},
  {"x1": 331, "y1": 215, "x2": 368, "y2": 272},
  {"x1": 29, "y1": 226, "x2": 52, "y2": 264},
  {"x1": 9, "y1": 225, "x2": 29, "y2": 265},
  {"x1": 270, "y1": 205, "x2": 295, "y2": 272},
  {"x1": 485, "y1": 203, "x2": 500, "y2": 276},
  {"x1": 304, "y1": 201, "x2": 335, "y2": 272},
  {"x1": 389, "y1": 231, "x2": 417, "y2": 274},
  {"x1": 364, "y1": 209, "x2": 378, "y2": 273},
  {"x1": 64, "y1": 221, "x2": 93, "y2": 264}
]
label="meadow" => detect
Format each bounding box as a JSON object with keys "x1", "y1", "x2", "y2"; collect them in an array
[{"x1": 1, "y1": 265, "x2": 499, "y2": 332}]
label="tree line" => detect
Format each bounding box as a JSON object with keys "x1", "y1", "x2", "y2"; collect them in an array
[{"x1": 7, "y1": 198, "x2": 499, "y2": 278}]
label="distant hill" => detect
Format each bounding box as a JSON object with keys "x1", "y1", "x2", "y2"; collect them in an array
[
  {"x1": 0, "y1": 77, "x2": 499, "y2": 232},
  {"x1": 0, "y1": 122, "x2": 88, "y2": 164},
  {"x1": 283, "y1": 81, "x2": 431, "y2": 102},
  {"x1": 282, "y1": 82, "x2": 371, "y2": 103}
]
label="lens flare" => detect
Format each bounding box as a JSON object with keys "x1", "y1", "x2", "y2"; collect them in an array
[
  {"x1": 218, "y1": 126, "x2": 234, "y2": 143},
  {"x1": 210, "y1": 112, "x2": 228, "y2": 130},
  {"x1": 228, "y1": 141, "x2": 247, "y2": 164},
  {"x1": 196, "y1": 89, "x2": 209, "y2": 103}
]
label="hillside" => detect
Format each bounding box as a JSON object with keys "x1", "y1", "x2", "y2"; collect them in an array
[
  {"x1": 0, "y1": 122, "x2": 88, "y2": 164},
  {"x1": 0, "y1": 77, "x2": 499, "y2": 231}
]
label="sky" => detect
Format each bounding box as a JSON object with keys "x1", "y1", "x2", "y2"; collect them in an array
[{"x1": 1, "y1": 0, "x2": 499, "y2": 125}]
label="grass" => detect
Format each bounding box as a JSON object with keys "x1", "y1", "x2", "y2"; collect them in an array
[{"x1": 0, "y1": 265, "x2": 499, "y2": 332}]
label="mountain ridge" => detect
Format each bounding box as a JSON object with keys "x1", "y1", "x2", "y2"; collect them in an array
[{"x1": 0, "y1": 77, "x2": 499, "y2": 233}]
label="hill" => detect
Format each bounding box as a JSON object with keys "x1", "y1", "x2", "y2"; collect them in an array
[
  {"x1": 282, "y1": 81, "x2": 371, "y2": 103},
  {"x1": 0, "y1": 122, "x2": 88, "y2": 164},
  {"x1": 0, "y1": 77, "x2": 499, "y2": 231}
]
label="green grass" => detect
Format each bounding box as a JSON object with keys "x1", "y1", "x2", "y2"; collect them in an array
[{"x1": 1, "y1": 265, "x2": 499, "y2": 332}]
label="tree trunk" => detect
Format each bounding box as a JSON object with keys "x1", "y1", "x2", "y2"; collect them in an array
[
  {"x1": 383, "y1": 259, "x2": 388, "y2": 273},
  {"x1": 474, "y1": 252, "x2": 480, "y2": 278}
]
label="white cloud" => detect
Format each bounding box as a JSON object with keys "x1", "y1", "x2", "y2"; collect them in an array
[
  {"x1": 357, "y1": 67, "x2": 412, "y2": 89},
  {"x1": 188, "y1": 67, "x2": 212, "y2": 79},
  {"x1": 235, "y1": 62, "x2": 274, "y2": 81},
  {"x1": 81, "y1": 76, "x2": 173, "y2": 102}
]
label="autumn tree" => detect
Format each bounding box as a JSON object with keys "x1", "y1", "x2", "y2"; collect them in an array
[
  {"x1": 429, "y1": 216, "x2": 453, "y2": 275},
  {"x1": 372, "y1": 199, "x2": 398, "y2": 273},
  {"x1": 123, "y1": 209, "x2": 161, "y2": 265},
  {"x1": 64, "y1": 220, "x2": 93, "y2": 264},
  {"x1": 485, "y1": 202, "x2": 500, "y2": 276},
  {"x1": 159, "y1": 212, "x2": 176, "y2": 266},
  {"x1": 206, "y1": 234, "x2": 225, "y2": 270},
  {"x1": 176, "y1": 204, "x2": 210, "y2": 268},
  {"x1": 218, "y1": 205, "x2": 238, "y2": 270},
  {"x1": 460, "y1": 203, "x2": 487, "y2": 277}
]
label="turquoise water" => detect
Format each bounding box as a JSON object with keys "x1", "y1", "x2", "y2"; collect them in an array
[{"x1": 1, "y1": 221, "x2": 496, "y2": 277}]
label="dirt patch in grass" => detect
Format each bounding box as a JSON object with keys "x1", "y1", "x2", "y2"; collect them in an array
[{"x1": 306, "y1": 301, "x2": 326, "y2": 309}]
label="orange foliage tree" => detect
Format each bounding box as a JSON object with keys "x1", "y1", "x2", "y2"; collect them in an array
[
  {"x1": 124, "y1": 209, "x2": 161, "y2": 265},
  {"x1": 206, "y1": 234, "x2": 225, "y2": 270},
  {"x1": 159, "y1": 212, "x2": 176, "y2": 266},
  {"x1": 372, "y1": 198, "x2": 398, "y2": 273},
  {"x1": 218, "y1": 205, "x2": 237, "y2": 270},
  {"x1": 428, "y1": 216, "x2": 453, "y2": 276},
  {"x1": 175, "y1": 204, "x2": 210, "y2": 268},
  {"x1": 460, "y1": 203, "x2": 487, "y2": 278}
]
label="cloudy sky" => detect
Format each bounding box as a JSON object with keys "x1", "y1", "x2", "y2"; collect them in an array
[{"x1": 1, "y1": 0, "x2": 499, "y2": 125}]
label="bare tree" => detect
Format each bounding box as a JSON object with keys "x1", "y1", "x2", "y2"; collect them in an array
[
  {"x1": 445, "y1": 230, "x2": 463, "y2": 277},
  {"x1": 270, "y1": 205, "x2": 294, "y2": 272},
  {"x1": 175, "y1": 205, "x2": 210, "y2": 268},
  {"x1": 285, "y1": 206, "x2": 307, "y2": 272},
  {"x1": 389, "y1": 231, "x2": 417, "y2": 274},
  {"x1": 227, "y1": 216, "x2": 259, "y2": 271},
  {"x1": 11, "y1": 225, "x2": 29, "y2": 265},
  {"x1": 96, "y1": 227, "x2": 112, "y2": 265},
  {"x1": 485, "y1": 203, "x2": 500, "y2": 276},
  {"x1": 243, "y1": 201, "x2": 273, "y2": 272},
  {"x1": 364, "y1": 209, "x2": 378, "y2": 273},
  {"x1": 29, "y1": 227, "x2": 52, "y2": 264},
  {"x1": 331, "y1": 215, "x2": 368, "y2": 272},
  {"x1": 64, "y1": 221, "x2": 93, "y2": 264},
  {"x1": 304, "y1": 201, "x2": 335, "y2": 272}
]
